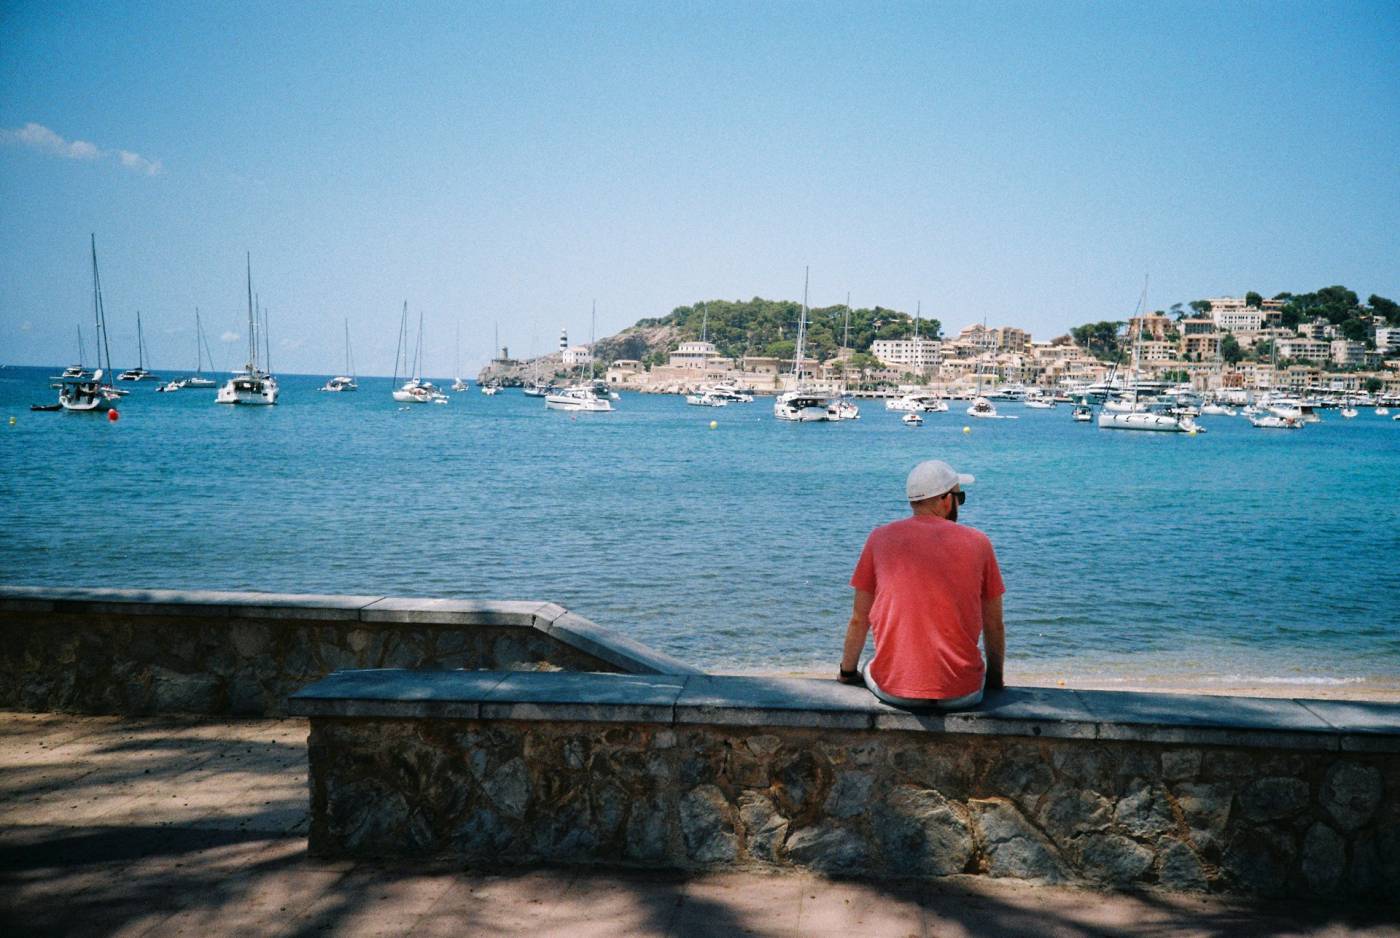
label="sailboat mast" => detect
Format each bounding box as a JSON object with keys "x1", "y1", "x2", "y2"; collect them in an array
[
  {"x1": 262, "y1": 300, "x2": 271, "y2": 375},
  {"x1": 92, "y1": 234, "x2": 112, "y2": 374},
  {"x1": 843, "y1": 292, "x2": 851, "y2": 352},
  {"x1": 795, "y1": 267, "x2": 809, "y2": 386},
  {"x1": 414, "y1": 309, "x2": 424, "y2": 380},
  {"x1": 589, "y1": 299, "x2": 596, "y2": 380},
  {"x1": 245, "y1": 253, "x2": 256, "y2": 372},
  {"x1": 345, "y1": 319, "x2": 352, "y2": 376},
  {"x1": 77, "y1": 324, "x2": 87, "y2": 368},
  {"x1": 136, "y1": 311, "x2": 145, "y2": 370}
]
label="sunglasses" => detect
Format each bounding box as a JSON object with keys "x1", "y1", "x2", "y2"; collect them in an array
[{"x1": 945, "y1": 490, "x2": 966, "y2": 505}]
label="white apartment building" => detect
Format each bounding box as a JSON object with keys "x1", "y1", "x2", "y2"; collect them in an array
[
  {"x1": 561, "y1": 345, "x2": 594, "y2": 367},
  {"x1": 1276, "y1": 337, "x2": 1330, "y2": 362},
  {"x1": 1138, "y1": 340, "x2": 1178, "y2": 363},
  {"x1": 1212, "y1": 306, "x2": 1263, "y2": 333},
  {"x1": 1332, "y1": 339, "x2": 1366, "y2": 366},
  {"x1": 667, "y1": 340, "x2": 725, "y2": 370},
  {"x1": 1376, "y1": 327, "x2": 1400, "y2": 354},
  {"x1": 870, "y1": 337, "x2": 942, "y2": 370}
]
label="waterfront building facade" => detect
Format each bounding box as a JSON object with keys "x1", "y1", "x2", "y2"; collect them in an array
[{"x1": 870, "y1": 337, "x2": 942, "y2": 370}]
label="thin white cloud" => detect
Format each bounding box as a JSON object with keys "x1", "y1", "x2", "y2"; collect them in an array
[
  {"x1": 1, "y1": 122, "x2": 162, "y2": 176},
  {"x1": 19, "y1": 321, "x2": 33, "y2": 333},
  {"x1": 278, "y1": 337, "x2": 305, "y2": 352},
  {"x1": 220, "y1": 331, "x2": 240, "y2": 343}
]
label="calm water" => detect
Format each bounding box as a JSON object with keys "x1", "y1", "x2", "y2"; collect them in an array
[{"x1": 3, "y1": 366, "x2": 1398, "y2": 687}]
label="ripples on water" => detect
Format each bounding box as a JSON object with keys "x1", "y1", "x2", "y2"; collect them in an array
[{"x1": 2, "y1": 367, "x2": 1398, "y2": 683}]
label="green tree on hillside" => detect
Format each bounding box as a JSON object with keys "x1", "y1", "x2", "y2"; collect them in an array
[
  {"x1": 1245, "y1": 291, "x2": 1263, "y2": 308},
  {"x1": 1070, "y1": 321, "x2": 1125, "y2": 362},
  {"x1": 1220, "y1": 333, "x2": 1244, "y2": 363}
]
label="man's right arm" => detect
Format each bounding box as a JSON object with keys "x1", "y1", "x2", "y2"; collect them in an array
[{"x1": 982, "y1": 594, "x2": 1005, "y2": 691}]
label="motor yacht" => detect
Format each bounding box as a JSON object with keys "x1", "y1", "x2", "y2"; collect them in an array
[
  {"x1": 320, "y1": 376, "x2": 358, "y2": 393},
  {"x1": 966, "y1": 396, "x2": 998, "y2": 418},
  {"x1": 1071, "y1": 402, "x2": 1094, "y2": 422},
  {"x1": 901, "y1": 412, "x2": 923, "y2": 426},
  {"x1": 1249, "y1": 413, "x2": 1302, "y2": 429},
  {"x1": 1098, "y1": 410, "x2": 1201, "y2": 432},
  {"x1": 546, "y1": 384, "x2": 613, "y2": 412},
  {"x1": 774, "y1": 390, "x2": 838, "y2": 421}
]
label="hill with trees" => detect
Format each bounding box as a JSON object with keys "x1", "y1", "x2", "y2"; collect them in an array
[{"x1": 595, "y1": 298, "x2": 939, "y2": 366}]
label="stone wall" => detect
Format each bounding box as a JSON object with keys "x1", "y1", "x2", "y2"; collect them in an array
[
  {"x1": 292, "y1": 670, "x2": 1400, "y2": 899},
  {"x1": 0, "y1": 588, "x2": 699, "y2": 717}
]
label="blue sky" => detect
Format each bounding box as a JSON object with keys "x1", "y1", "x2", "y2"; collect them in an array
[{"x1": 2, "y1": 1, "x2": 1396, "y2": 375}]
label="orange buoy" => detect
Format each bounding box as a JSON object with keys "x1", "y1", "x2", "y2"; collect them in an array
[{"x1": 107, "y1": 409, "x2": 119, "y2": 422}]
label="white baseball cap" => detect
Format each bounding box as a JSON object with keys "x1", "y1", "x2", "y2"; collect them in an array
[{"x1": 906, "y1": 460, "x2": 975, "y2": 502}]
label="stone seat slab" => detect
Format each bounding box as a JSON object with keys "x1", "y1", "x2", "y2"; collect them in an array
[
  {"x1": 1298, "y1": 698, "x2": 1400, "y2": 753},
  {"x1": 873, "y1": 686, "x2": 1098, "y2": 740},
  {"x1": 674, "y1": 675, "x2": 883, "y2": 729},
  {"x1": 359, "y1": 597, "x2": 550, "y2": 627},
  {"x1": 0, "y1": 586, "x2": 386, "y2": 622},
  {"x1": 482, "y1": 671, "x2": 688, "y2": 724},
  {"x1": 1074, "y1": 688, "x2": 1340, "y2": 750},
  {"x1": 288, "y1": 669, "x2": 511, "y2": 719}
]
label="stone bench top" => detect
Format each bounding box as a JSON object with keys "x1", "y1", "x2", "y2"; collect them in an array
[
  {"x1": 0, "y1": 586, "x2": 701, "y2": 678},
  {"x1": 288, "y1": 669, "x2": 1400, "y2": 753}
]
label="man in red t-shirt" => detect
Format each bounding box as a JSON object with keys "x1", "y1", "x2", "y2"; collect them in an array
[{"x1": 838, "y1": 459, "x2": 1005, "y2": 709}]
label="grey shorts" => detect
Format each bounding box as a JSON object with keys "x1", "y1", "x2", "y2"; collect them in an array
[{"x1": 860, "y1": 659, "x2": 984, "y2": 711}]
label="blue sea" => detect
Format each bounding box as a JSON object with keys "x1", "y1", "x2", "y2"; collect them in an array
[{"x1": 3, "y1": 366, "x2": 1398, "y2": 692}]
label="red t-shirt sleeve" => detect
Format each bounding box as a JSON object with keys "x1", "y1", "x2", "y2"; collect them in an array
[
  {"x1": 850, "y1": 535, "x2": 877, "y2": 593},
  {"x1": 982, "y1": 539, "x2": 1006, "y2": 599}
]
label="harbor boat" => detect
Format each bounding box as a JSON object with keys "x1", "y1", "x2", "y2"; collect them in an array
[
  {"x1": 451, "y1": 323, "x2": 468, "y2": 392},
  {"x1": 545, "y1": 383, "x2": 612, "y2": 412},
  {"x1": 774, "y1": 390, "x2": 839, "y2": 421},
  {"x1": 832, "y1": 399, "x2": 861, "y2": 420},
  {"x1": 59, "y1": 368, "x2": 118, "y2": 412},
  {"x1": 116, "y1": 311, "x2": 159, "y2": 382},
  {"x1": 686, "y1": 391, "x2": 729, "y2": 407},
  {"x1": 773, "y1": 270, "x2": 837, "y2": 422},
  {"x1": 1023, "y1": 389, "x2": 1056, "y2": 409},
  {"x1": 966, "y1": 327, "x2": 999, "y2": 418},
  {"x1": 62, "y1": 326, "x2": 91, "y2": 380},
  {"x1": 56, "y1": 235, "x2": 119, "y2": 412},
  {"x1": 546, "y1": 306, "x2": 614, "y2": 412},
  {"x1": 886, "y1": 392, "x2": 947, "y2": 413},
  {"x1": 1340, "y1": 403, "x2": 1358, "y2": 419},
  {"x1": 1249, "y1": 413, "x2": 1302, "y2": 429},
  {"x1": 320, "y1": 320, "x2": 359, "y2": 392},
  {"x1": 522, "y1": 381, "x2": 551, "y2": 397},
  {"x1": 390, "y1": 303, "x2": 446, "y2": 404},
  {"x1": 966, "y1": 396, "x2": 998, "y2": 418},
  {"x1": 216, "y1": 254, "x2": 279, "y2": 405},
  {"x1": 1200, "y1": 402, "x2": 1237, "y2": 416},
  {"x1": 1097, "y1": 278, "x2": 1196, "y2": 433},
  {"x1": 1377, "y1": 407, "x2": 1390, "y2": 416},
  {"x1": 480, "y1": 383, "x2": 500, "y2": 395},
  {"x1": 170, "y1": 309, "x2": 219, "y2": 389},
  {"x1": 901, "y1": 412, "x2": 923, "y2": 426},
  {"x1": 1071, "y1": 401, "x2": 1094, "y2": 422},
  {"x1": 706, "y1": 383, "x2": 753, "y2": 404}
]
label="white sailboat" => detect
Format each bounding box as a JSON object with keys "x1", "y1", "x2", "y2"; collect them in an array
[
  {"x1": 183, "y1": 310, "x2": 219, "y2": 388},
  {"x1": 56, "y1": 235, "x2": 120, "y2": 412},
  {"x1": 321, "y1": 319, "x2": 359, "y2": 392},
  {"x1": 451, "y1": 323, "x2": 469, "y2": 392},
  {"x1": 391, "y1": 303, "x2": 448, "y2": 404},
  {"x1": 1098, "y1": 280, "x2": 1198, "y2": 433},
  {"x1": 966, "y1": 319, "x2": 998, "y2": 418},
  {"x1": 774, "y1": 270, "x2": 838, "y2": 422},
  {"x1": 216, "y1": 254, "x2": 280, "y2": 405},
  {"x1": 117, "y1": 310, "x2": 159, "y2": 382}
]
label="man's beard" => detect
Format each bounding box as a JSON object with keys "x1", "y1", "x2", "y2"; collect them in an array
[{"x1": 948, "y1": 501, "x2": 958, "y2": 523}]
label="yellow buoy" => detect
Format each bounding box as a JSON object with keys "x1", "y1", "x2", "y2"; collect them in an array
[
  {"x1": 962, "y1": 426, "x2": 971, "y2": 434},
  {"x1": 709, "y1": 420, "x2": 718, "y2": 430},
  {"x1": 7, "y1": 417, "x2": 14, "y2": 426}
]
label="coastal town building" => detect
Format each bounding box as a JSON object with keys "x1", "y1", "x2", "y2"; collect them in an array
[
  {"x1": 870, "y1": 337, "x2": 941, "y2": 370},
  {"x1": 667, "y1": 340, "x2": 731, "y2": 370},
  {"x1": 1375, "y1": 327, "x2": 1400, "y2": 354},
  {"x1": 1276, "y1": 337, "x2": 1330, "y2": 363},
  {"x1": 1128, "y1": 313, "x2": 1174, "y2": 342},
  {"x1": 561, "y1": 345, "x2": 594, "y2": 367},
  {"x1": 1331, "y1": 339, "x2": 1366, "y2": 367}
]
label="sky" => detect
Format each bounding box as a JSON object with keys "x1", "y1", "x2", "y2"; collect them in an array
[{"x1": 1, "y1": 0, "x2": 1397, "y2": 376}]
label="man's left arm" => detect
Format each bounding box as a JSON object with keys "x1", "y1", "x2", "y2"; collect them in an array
[{"x1": 982, "y1": 594, "x2": 1005, "y2": 691}]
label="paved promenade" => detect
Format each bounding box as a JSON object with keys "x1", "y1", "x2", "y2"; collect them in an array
[{"x1": 1, "y1": 712, "x2": 1394, "y2": 937}]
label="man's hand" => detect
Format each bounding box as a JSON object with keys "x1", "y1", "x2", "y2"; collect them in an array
[
  {"x1": 985, "y1": 671, "x2": 1005, "y2": 692},
  {"x1": 838, "y1": 667, "x2": 866, "y2": 687}
]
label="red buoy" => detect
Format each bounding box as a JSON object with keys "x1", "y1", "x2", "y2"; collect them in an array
[{"x1": 107, "y1": 409, "x2": 119, "y2": 422}]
